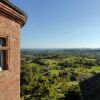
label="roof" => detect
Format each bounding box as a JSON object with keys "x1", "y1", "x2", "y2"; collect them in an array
[{"x1": 0, "y1": 0, "x2": 27, "y2": 26}]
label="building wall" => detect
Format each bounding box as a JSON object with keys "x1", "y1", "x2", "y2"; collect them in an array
[{"x1": 0, "y1": 15, "x2": 20, "y2": 100}]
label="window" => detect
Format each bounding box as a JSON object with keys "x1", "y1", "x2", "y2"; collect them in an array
[{"x1": 0, "y1": 37, "x2": 8, "y2": 71}]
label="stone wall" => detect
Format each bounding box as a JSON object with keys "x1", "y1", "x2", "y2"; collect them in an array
[{"x1": 80, "y1": 73, "x2": 100, "y2": 100}]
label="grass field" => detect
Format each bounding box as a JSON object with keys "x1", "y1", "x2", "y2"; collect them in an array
[{"x1": 49, "y1": 66, "x2": 100, "y2": 76}]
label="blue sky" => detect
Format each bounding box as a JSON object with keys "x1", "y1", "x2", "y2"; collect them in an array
[{"x1": 11, "y1": 0, "x2": 100, "y2": 48}]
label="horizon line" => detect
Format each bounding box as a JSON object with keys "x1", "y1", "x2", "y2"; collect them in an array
[{"x1": 21, "y1": 47, "x2": 100, "y2": 49}]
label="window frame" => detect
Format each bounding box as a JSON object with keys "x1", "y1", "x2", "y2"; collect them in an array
[{"x1": 0, "y1": 35, "x2": 9, "y2": 71}]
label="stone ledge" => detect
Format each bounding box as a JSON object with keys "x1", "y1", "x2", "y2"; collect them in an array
[{"x1": 0, "y1": 0, "x2": 27, "y2": 27}]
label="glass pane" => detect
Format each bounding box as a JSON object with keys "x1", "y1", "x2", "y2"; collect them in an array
[
  {"x1": 0, "y1": 39, "x2": 3, "y2": 46},
  {"x1": 0, "y1": 38, "x2": 6, "y2": 46},
  {"x1": 0, "y1": 51, "x2": 3, "y2": 71}
]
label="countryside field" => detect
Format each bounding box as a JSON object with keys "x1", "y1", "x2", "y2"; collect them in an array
[{"x1": 21, "y1": 49, "x2": 100, "y2": 100}]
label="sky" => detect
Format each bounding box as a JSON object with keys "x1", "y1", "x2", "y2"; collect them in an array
[{"x1": 11, "y1": 0, "x2": 100, "y2": 48}]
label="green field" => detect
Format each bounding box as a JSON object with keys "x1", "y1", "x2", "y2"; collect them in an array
[{"x1": 21, "y1": 49, "x2": 100, "y2": 100}]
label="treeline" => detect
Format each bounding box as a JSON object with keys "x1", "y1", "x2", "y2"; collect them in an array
[
  {"x1": 24, "y1": 56, "x2": 100, "y2": 68},
  {"x1": 21, "y1": 49, "x2": 100, "y2": 68}
]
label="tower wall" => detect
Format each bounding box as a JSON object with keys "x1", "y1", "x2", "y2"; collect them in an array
[
  {"x1": 0, "y1": 1, "x2": 27, "y2": 100},
  {"x1": 0, "y1": 15, "x2": 20, "y2": 100}
]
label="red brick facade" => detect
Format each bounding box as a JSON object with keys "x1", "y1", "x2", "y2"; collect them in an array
[{"x1": 0, "y1": 1, "x2": 27, "y2": 100}]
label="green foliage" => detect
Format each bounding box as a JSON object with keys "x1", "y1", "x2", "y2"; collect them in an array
[{"x1": 21, "y1": 49, "x2": 100, "y2": 100}]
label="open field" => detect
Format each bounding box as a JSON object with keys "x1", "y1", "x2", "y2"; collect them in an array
[{"x1": 21, "y1": 49, "x2": 100, "y2": 100}]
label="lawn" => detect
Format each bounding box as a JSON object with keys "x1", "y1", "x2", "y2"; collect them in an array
[{"x1": 49, "y1": 69, "x2": 60, "y2": 76}]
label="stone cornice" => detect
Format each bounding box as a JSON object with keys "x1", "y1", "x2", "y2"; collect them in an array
[{"x1": 0, "y1": 0, "x2": 27, "y2": 27}]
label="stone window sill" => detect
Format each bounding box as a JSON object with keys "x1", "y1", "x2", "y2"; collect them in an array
[{"x1": 0, "y1": 70, "x2": 9, "y2": 77}]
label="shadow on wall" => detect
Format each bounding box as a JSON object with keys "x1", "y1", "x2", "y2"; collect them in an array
[{"x1": 79, "y1": 73, "x2": 100, "y2": 100}]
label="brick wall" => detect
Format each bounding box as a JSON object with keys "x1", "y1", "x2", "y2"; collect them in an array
[
  {"x1": 0, "y1": 15, "x2": 20, "y2": 100},
  {"x1": 0, "y1": 1, "x2": 27, "y2": 100}
]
